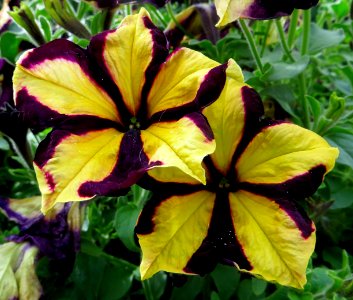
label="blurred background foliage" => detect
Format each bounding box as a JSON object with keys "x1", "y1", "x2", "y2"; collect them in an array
[{"x1": 1, "y1": 0, "x2": 353, "y2": 299}]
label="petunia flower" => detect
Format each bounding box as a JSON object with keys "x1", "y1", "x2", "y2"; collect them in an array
[
  {"x1": 165, "y1": 4, "x2": 226, "y2": 48},
  {"x1": 0, "y1": 242, "x2": 42, "y2": 300},
  {"x1": 135, "y1": 62, "x2": 339, "y2": 288},
  {"x1": 13, "y1": 8, "x2": 228, "y2": 213},
  {"x1": 215, "y1": 0, "x2": 319, "y2": 27},
  {"x1": 0, "y1": 195, "x2": 83, "y2": 299},
  {"x1": 0, "y1": 196, "x2": 82, "y2": 261}
]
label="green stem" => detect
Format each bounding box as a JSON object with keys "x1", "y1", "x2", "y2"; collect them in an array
[
  {"x1": 124, "y1": 3, "x2": 132, "y2": 16},
  {"x1": 145, "y1": 3, "x2": 168, "y2": 27},
  {"x1": 260, "y1": 20, "x2": 272, "y2": 56},
  {"x1": 142, "y1": 280, "x2": 155, "y2": 300},
  {"x1": 166, "y1": 2, "x2": 192, "y2": 38},
  {"x1": 287, "y1": 9, "x2": 299, "y2": 49},
  {"x1": 298, "y1": 9, "x2": 312, "y2": 128},
  {"x1": 102, "y1": 8, "x2": 115, "y2": 30},
  {"x1": 301, "y1": 9, "x2": 311, "y2": 56},
  {"x1": 238, "y1": 19, "x2": 264, "y2": 73},
  {"x1": 275, "y1": 19, "x2": 295, "y2": 62}
]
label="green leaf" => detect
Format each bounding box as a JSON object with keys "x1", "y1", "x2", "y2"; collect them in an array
[
  {"x1": 171, "y1": 276, "x2": 204, "y2": 300},
  {"x1": 114, "y1": 202, "x2": 141, "y2": 252},
  {"x1": 38, "y1": 15, "x2": 51, "y2": 42},
  {"x1": 211, "y1": 265, "x2": 240, "y2": 300},
  {"x1": 325, "y1": 133, "x2": 353, "y2": 167},
  {"x1": 251, "y1": 278, "x2": 267, "y2": 296},
  {"x1": 307, "y1": 24, "x2": 345, "y2": 54},
  {"x1": 261, "y1": 56, "x2": 309, "y2": 81},
  {"x1": 0, "y1": 32, "x2": 21, "y2": 63}
]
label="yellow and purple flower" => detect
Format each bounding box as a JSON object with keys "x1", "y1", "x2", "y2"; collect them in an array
[
  {"x1": 136, "y1": 62, "x2": 338, "y2": 288},
  {"x1": 0, "y1": 196, "x2": 83, "y2": 299},
  {"x1": 215, "y1": 0, "x2": 319, "y2": 27},
  {"x1": 13, "y1": 9, "x2": 227, "y2": 213},
  {"x1": 165, "y1": 4, "x2": 227, "y2": 48}
]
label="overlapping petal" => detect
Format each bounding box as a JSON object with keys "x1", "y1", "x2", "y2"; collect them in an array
[
  {"x1": 34, "y1": 127, "x2": 123, "y2": 212},
  {"x1": 14, "y1": 9, "x2": 223, "y2": 213},
  {"x1": 0, "y1": 196, "x2": 82, "y2": 259},
  {"x1": 236, "y1": 123, "x2": 338, "y2": 185},
  {"x1": 147, "y1": 48, "x2": 221, "y2": 120},
  {"x1": 229, "y1": 191, "x2": 315, "y2": 288},
  {"x1": 142, "y1": 113, "x2": 215, "y2": 184},
  {"x1": 0, "y1": 242, "x2": 42, "y2": 300},
  {"x1": 137, "y1": 191, "x2": 215, "y2": 279},
  {"x1": 89, "y1": 9, "x2": 169, "y2": 116},
  {"x1": 215, "y1": 0, "x2": 319, "y2": 27},
  {"x1": 136, "y1": 67, "x2": 338, "y2": 288},
  {"x1": 13, "y1": 39, "x2": 121, "y2": 128}
]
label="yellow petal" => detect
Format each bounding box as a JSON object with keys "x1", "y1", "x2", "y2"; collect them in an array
[
  {"x1": 141, "y1": 113, "x2": 215, "y2": 184},
  {"x1": 230, "y1": 190, "x2": 316, "y2": 288},
  {"x1": 237, "y1": 123, "x2": 339, "y2": 184},
  {"x1": 137, "y1": 191, "x2": 215, "y2": 279}
]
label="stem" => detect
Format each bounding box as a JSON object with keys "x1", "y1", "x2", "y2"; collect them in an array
[
  {"x1": 298, "y1": 9, "x2": 312, "y2": 128},
  {"x1": 144, "y1": 3, "x2": 168, "y2": 27},
  {"x1": 238, "y1": 19, "x2": 264, "y2": 73},
  {"x1": 124, "y1": 3, "x2": 132, "y2": 16},
  {"x1": 287, "y1": 9, "x2": 299, "y2": 49},
  {"x1": 166, "y1": 2, "x2": 191, "y2": 38},
  {"x1": 275, "y1": 19, "x2": 295, "y2": 62},
  {"x1": 260, "y1": 20, "x2": 272, "y2": 56},
  {"x1": 301, "y1": 9, "x2": 311, "y2": 56},
  {"x1": 102, "y1": 8, "x2": 115, "y2": 30},
  {"x1": 142, "y1": 280, "x2": 155, "y2": 300}
]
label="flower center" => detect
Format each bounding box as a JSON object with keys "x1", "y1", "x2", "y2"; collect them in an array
[
  {"x1": 218, "y1": 177, "x2": 230, "y2": 189},
  {"x1": 128, "y1": 116, "x2": 141, "y2": 130}
]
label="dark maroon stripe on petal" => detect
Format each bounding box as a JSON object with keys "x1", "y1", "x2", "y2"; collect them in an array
[
  {"x1": 88, "y1": 30, "x2": 133, "y2": 124},
  {"x1": 186, "y1": 112, "x2": 214, "y2": 141},
  {"x1": 239, "y1": 165, "x2": 326, "y2": 238},
  {"x1": 34, "y1": 115, "x2": 117, "y2": 168},
  {"x1": 245, "y1": 0, "x2": 318, "y2": 19},
  {"x1": 149, "y1": 63, "x2": 227, "y2": 124},
  {"x1": 138, "y1": 173, "x2": 204, "y2": 197},
  {"x1": 184, "y1": 191, "x2": 252, "y2": 275},
  {"x1": 16, "y1": 88, "x2": 65, "y2": 132},
  {"x1": 20, "y1": 39, "x2": 88, "y2": 69},
  {"x1": 135, "y1": 185, "x2": 204, "y2": 235},
  {"x1": 137, "y1": 16, "x2": 169, "y2": 122},
  {"x1": 227, "y1": 86, "x2": 265, "y2": 180},
  {"x1": 78, "y1": 129, "x2": 162, "y2": 197}
]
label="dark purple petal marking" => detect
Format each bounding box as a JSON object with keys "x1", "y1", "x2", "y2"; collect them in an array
[
  {"x1": 88, "y1": 31, "x2": 134, "y2": 124},
  {"x1": 34, "y1": 115, "x2": 118, "y2": 169},
  {"x1": 186, "y1": 112, "x2": 214, "y2": 141},
  {"x1": 8, "y1": 203, "x2": 80, "y2": 260},
  {"x1": 78, "y1": 129, "x2": 162, "y2": 197},
  {"x1": 0, "y1": 196, "x2": 30, "y2": 225},
  {"x1": 137, "y1": 16, "x2": 169, "y2": 122},
  {"x1": 227, "y1": 86, "x2": 265, "y2": 180},
  {"x1": 245, "y1": 0, "x2": 319, "y2": 19},
  {"x1": 239, "y1": 165, "x2": 326, "y2": 238},
  {"x1": 20, "y1": 39, "x2": 88, "y2": 70},
  {"x1": 184, "y1": 192, "x2": 252, "y2": 274},
  {"x1": 0, "y1": 58, "x2": 15, "y2": 108},
  {"x1": 16, "y1": 88, "x2": 64, "y2": 132},
  {"x1": 135, "y1": 186, "x2": 204, "y2": 235},
  {"x1": 149, "y1": 63, "x2": 228, "y2": 124}
]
